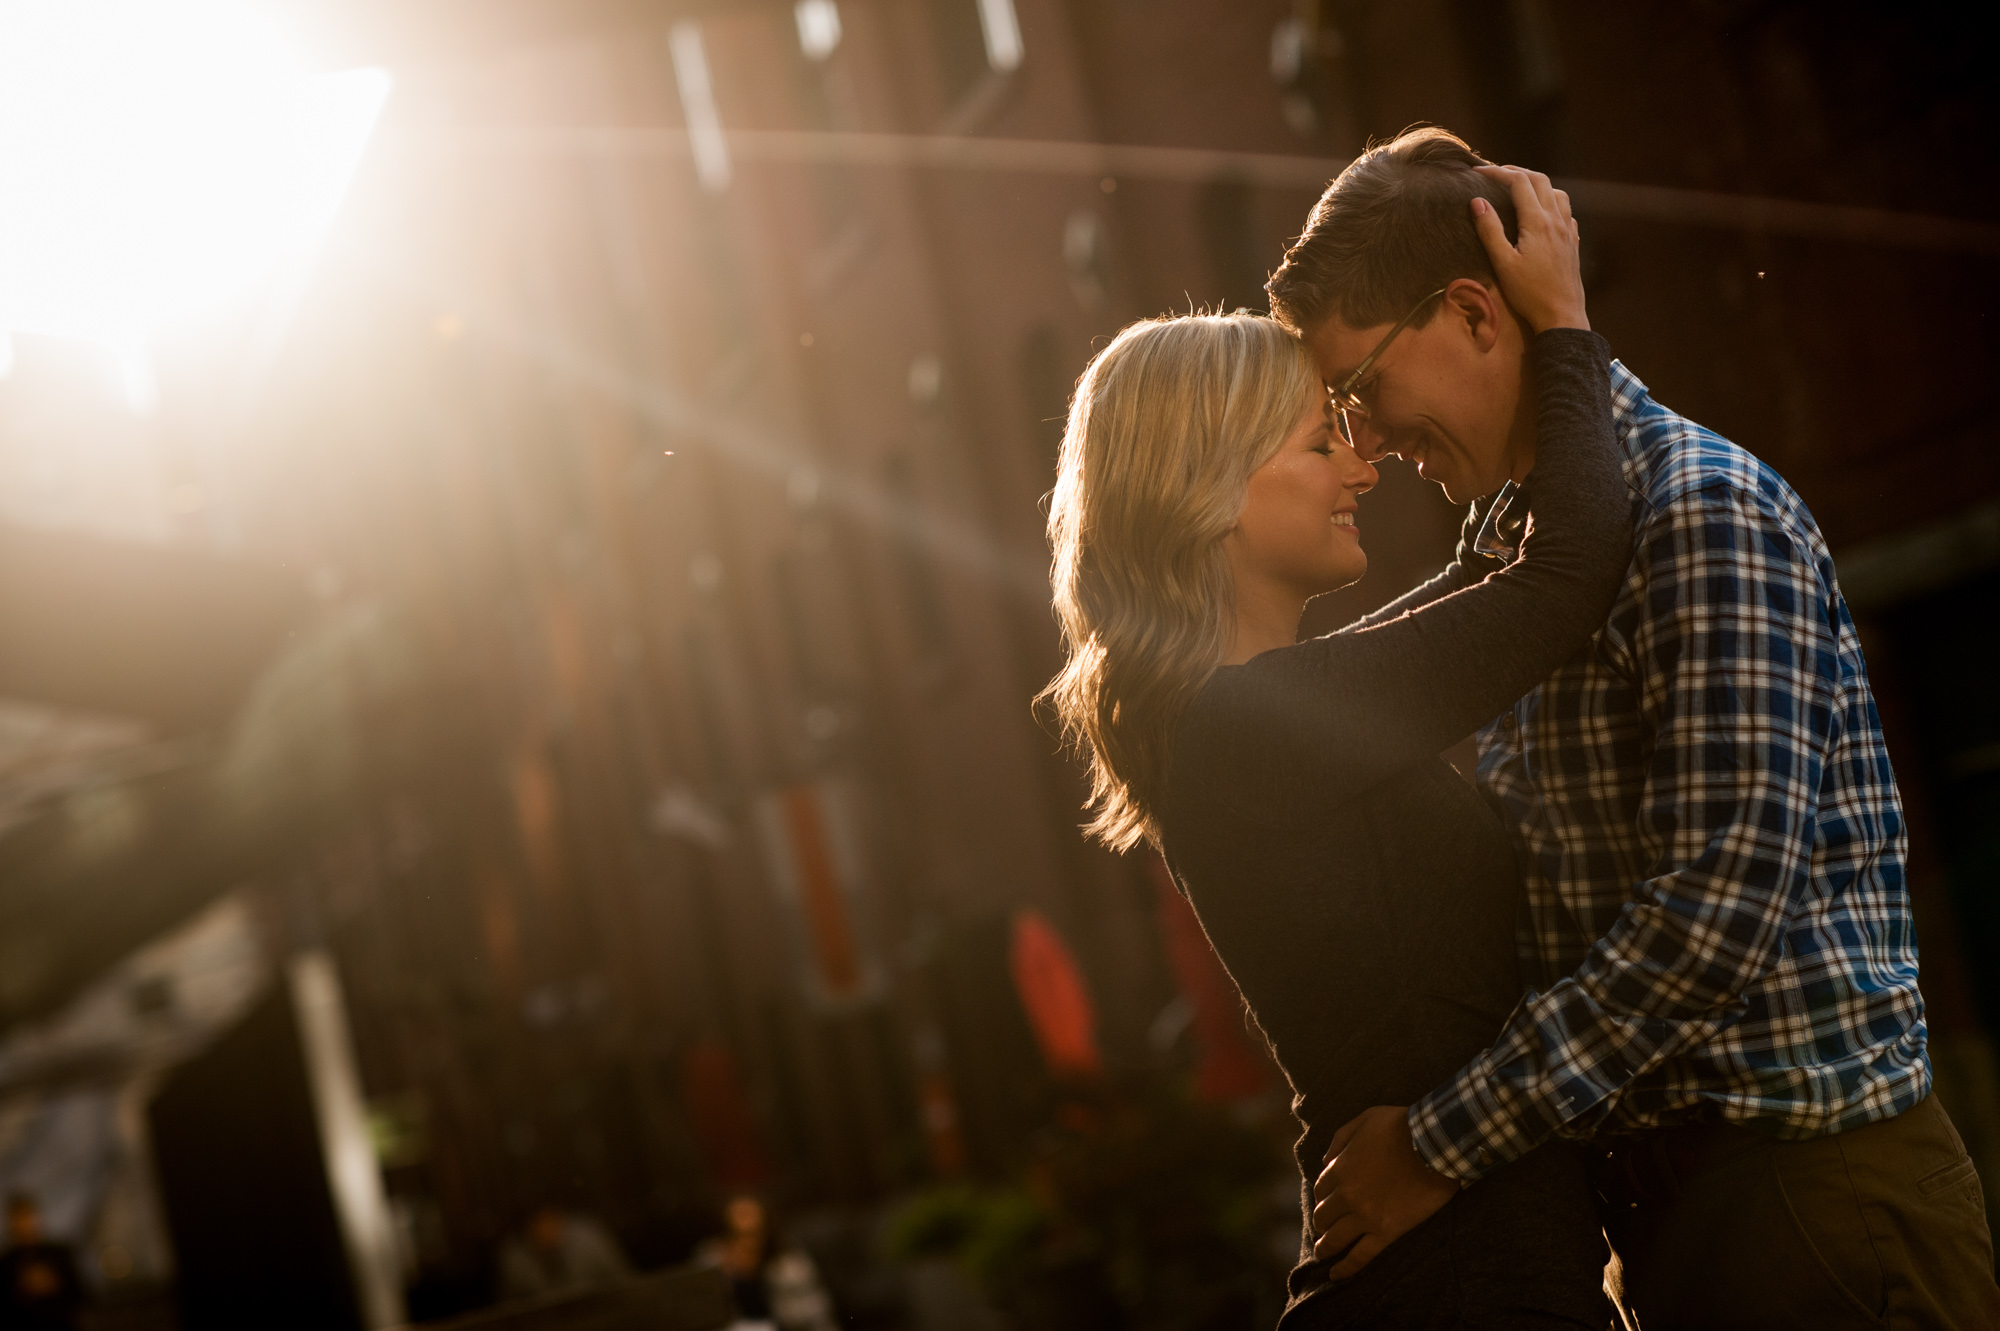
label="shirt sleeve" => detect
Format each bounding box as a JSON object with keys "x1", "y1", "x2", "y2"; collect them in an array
[{"x1": 1408, "y1": 482, "x2": 1840, "y2": 1181}]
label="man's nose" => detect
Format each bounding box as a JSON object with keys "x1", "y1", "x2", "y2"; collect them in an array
[{"x1": 1348, "y1": 418, "x2": 1392, "y2": 464}]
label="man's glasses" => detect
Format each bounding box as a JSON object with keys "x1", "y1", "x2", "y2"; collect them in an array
[{"x1": 1326, "y1": 287, "x2": 1449, "y2": 447}]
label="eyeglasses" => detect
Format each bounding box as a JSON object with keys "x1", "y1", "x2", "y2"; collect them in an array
[{"x1": 1326, "y1": 287, "x2": 1449, "y2": 447}]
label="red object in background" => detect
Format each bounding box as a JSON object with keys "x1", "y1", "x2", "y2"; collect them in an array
[
  {"x1": 756, "y1": 782, "x2": 879, "y2": 1007},
  {"x1": 779, "y1": 786, "x2": 864, "y2": 999},
  {"x1": 1009, "y1": 909, "x2": 1104, "y2": 1080},
  {"x1": 1146, "y1": 853, "x2": 1272, "y2": 1102},
  {"x1": 917, "y1": 1071, "x2": 968, "y2": 1176},
  {"x1": 682, "y1": 1039, "x2": 770, "y2": 1192}
]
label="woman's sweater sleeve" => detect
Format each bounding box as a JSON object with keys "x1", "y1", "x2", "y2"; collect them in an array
[{"x1": 1183, "y1": 329, "x2": 1630, "y2": 814}]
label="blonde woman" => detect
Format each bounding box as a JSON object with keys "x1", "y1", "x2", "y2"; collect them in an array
[{"x1": 1044, "y1": 172, "x2": 1630, "y2": 1327}]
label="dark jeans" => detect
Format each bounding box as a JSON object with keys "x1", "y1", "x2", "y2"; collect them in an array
[{"x1": 1590, "y1": 1094, "x2": 2000, "y2": 1329}]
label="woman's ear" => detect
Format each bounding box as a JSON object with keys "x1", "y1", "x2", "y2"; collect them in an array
[{"x1": 1444, "y1": 277, "x2": 1506, "y2": 353}]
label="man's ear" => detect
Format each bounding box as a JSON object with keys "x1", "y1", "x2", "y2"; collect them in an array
[{"x1": 1443, "y1": 278, "x2": 1506, "y2": 353}]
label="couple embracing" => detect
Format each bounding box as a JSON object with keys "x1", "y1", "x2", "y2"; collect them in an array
[{"x1": 1042, "y1": 127, "x2": 2000, "y2": 1328}]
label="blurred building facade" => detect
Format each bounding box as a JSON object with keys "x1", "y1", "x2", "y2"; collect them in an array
[{"x1": 0, "y1": 0, "x2": 1996, "y2": 1317}]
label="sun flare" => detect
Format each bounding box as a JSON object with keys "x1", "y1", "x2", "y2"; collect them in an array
[{"x1": 0, "y1": 0, "x2": 389, "y2": 355}]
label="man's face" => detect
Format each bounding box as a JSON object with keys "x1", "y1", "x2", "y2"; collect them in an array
[{"x1": 1304, "y1": 283, "x2": 1529, "y2": 505}]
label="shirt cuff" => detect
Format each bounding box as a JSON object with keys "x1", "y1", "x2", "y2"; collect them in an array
[
  {"x1": 1408, "y1": 993, "x2": 1639, "y2": 1183},
  {"x1": 1407, "y1": 1058, "x2": 1537, "y2": 1184}
]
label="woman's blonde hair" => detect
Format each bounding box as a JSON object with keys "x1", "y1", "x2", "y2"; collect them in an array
[{"x1": 1040, "y1": 313, "x2": 1319, "y2": 852}]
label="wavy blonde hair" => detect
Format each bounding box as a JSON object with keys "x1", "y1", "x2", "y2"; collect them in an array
[{"x1": 1041, "y1": 313, "x2": 1319, "y2": 852}]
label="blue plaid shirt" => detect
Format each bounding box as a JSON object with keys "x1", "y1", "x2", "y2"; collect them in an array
[{"x1": 1408, "y1": 361, "x2": 1928, "y2": 1183}]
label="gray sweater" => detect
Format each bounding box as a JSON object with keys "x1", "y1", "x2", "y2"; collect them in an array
[{"x1": 1159, "y1": 329, "x2": 1629, "y2": 1327}]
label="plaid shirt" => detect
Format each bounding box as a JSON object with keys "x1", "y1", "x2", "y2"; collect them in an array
[{"x1": 1408, "y1": 361, "x2": 1928, "y2": 1183}]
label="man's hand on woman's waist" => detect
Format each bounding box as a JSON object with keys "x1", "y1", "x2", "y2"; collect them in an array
[{"x1": 1310, "y1": 1104, "x2": 1460, "y2": 1279}]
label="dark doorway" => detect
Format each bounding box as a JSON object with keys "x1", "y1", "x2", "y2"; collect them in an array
[
  {"x1": 1880, "y1": 573, "x2": 2000, "y2": 1037},
  {"x1": 148, "y1": 984, "x2": 361, "y2": 1331}
]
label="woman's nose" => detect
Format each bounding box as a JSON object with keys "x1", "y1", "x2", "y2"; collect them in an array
[{"x1": 1341, "y1": 445, "x2": 1378, "y2": 495}]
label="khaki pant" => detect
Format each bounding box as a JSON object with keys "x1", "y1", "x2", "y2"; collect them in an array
[{"x1": 1592, "y1": 1094, "x2": 2000, "y2": 1329}]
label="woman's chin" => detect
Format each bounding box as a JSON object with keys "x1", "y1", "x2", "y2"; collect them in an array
[{"x1": 1310, "y1": 561, "x2": 1367, "y2": 597}]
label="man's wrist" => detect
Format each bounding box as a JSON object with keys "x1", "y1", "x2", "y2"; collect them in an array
[
  {"x1": 1408, "y1": 1103, "x2": 1472, "y2": 1183},
  {"x1": 1405, "y1": 1104, "x2": 1478, "y2": 1187}
]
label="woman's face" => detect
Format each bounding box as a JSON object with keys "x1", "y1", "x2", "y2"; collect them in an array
[{"x1": 1226, "y1": 396, "x2": 1378, "y2": 601}]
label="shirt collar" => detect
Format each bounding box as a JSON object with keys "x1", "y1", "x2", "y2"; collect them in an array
[
  {"x1": 1609, "y1": 359, "x2": 1666, "y2": 491},
  {"x1": 1478, "y1": 359, "x2": 1658, "y2": 562}
]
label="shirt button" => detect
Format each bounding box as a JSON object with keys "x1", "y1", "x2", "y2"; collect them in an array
[{"x1": 1476, "y1": 1148, "x2": 1494, "y2": 1166}]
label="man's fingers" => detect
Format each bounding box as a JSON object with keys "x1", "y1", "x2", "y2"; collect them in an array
[
  {"x1": 1324, "y1": 1112, "x2": 1368, "y2": 1163},
  {"x1": 1309, "y1": 1177, "x2": 1350, "y2": 1232},
  {"x1": 1310, "y1": 1212, "x2": 1366, "y2": 1262},
  {"x1": 1312, "y1": 1152, "x2": 1341, "y2": 1202},
  {"x1": 1553, "y1": 186, "x2": 1573, "y2": 223},
  {"x1": 1327, "y1": 1233, "x2": 1388, "y2": 1281}
]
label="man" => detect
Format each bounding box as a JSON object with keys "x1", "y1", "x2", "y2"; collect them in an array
[
  {"x1": 696, "y1": 1195, "x2": 839, "y2": 1331},
  {"x1": 496, "y1": 1205, "x2": 633, "y2": 1301},
  {"x1": 0, "y1": 1194, "x2": 83, "y2": 1331},
  {"x1": 1267, "y1": 126, "x2": 1999, "y2": 1326}
]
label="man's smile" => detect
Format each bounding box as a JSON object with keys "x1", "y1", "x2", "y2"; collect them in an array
[{"x1": 1388, "y1": 426, "x2": 1436, "y2": 468}]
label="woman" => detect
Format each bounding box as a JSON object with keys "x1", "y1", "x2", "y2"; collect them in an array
[{"x1": 1041, "y1": 172, "x2": 1629, "y2": 1327}]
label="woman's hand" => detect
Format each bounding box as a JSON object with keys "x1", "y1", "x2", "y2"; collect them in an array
[{"x1": 1471, "y1": 164, "x2": 1587, "y2": 334}]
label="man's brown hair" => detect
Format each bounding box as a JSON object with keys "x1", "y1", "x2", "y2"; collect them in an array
[{"x1": 1266, "y1": 126, "x2": 1519, "y2": 335}]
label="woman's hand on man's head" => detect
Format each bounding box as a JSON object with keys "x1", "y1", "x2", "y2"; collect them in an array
[{"x1": 1471, "y1": 164, "x2": 1588, "y2": 335}]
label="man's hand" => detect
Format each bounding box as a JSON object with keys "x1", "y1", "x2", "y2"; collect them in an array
[{"x1": 1310, "y1": 1105, "x2": 1460, "y2": 1279}]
